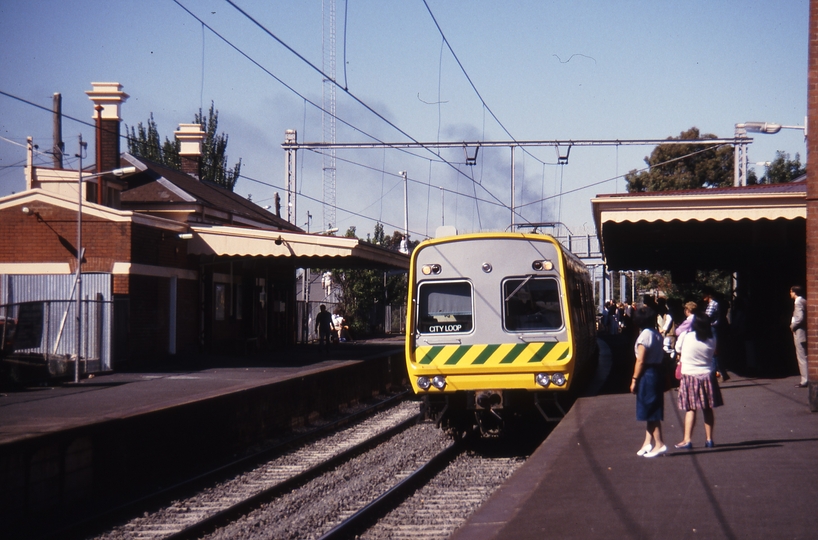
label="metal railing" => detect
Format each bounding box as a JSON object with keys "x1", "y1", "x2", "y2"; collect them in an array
[{"x1": 0, "y1": 299, "x2": 112, "y2": 373}]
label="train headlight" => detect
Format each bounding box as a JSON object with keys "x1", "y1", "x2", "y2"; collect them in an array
[
  {"x1": 421, "y1": 264, "x2": 442, "y2": 275},
  {"x1": 417, "y1": 376, "x2": 432, "y2": 390},
  {"x1": 551, "y1": 372, "x2": 567, "y2": 386},
  {"x1": 432, "y1": 375, "x2": 447, "y2": 390},
  {"x1": 532, "y1": 260, "x2": 554, "y2": 271},
  {"x1": 535, "y1": 373, "x2": 551, "y2": 387}
]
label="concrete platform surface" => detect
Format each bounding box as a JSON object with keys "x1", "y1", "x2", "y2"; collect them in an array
[
  {"x1": 453, "y1": 374, "x2": 818, "y2": 540},
  {"x1": 0, "y1": 340, "x2": 403, "y2": 445}
]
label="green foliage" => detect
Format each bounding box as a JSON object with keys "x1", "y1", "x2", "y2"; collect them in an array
[
  {"x1": 668, "y1": 270, "x2": 732, "y2": 303},
  {"x1": 126, "y1": 113, "x2": 178, "y2": 165},
  {"x1": 749, "y1": 151, "x2": 805, "y2": 185},
  {"x1": 636, "y1": 270, "x2": 731, "y2": 304},
  {"x1": 625, "y1": 127, "x2": 734, "y2": 193},
  {"x1": 329, "y1": 224, "x2": 414, "y2": 336},
  {"x1": 125, "y1": 102, "x2": 241, "y2": 191},
  {"x1": 195, "y1": 103, "x2": 242, "y2": 190}
]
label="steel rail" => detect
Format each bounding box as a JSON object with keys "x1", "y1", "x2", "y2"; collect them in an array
[
  {"x1": 164, "y1": 408, "x2": 421, "y2": 540},
  {"x1": 44, "y1": 391, "x2": 412, "y2": 540},
  {"x1": 317, "y1": 439, "x2": 463, "y2": 540}
]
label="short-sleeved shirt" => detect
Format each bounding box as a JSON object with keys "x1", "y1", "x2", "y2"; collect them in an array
[
  {"x1": 679, "y1": 332, "x2": 716, "y2": 376},
  {"x1": 635, "y1": 328, "x2": 664, "y2": 365}
]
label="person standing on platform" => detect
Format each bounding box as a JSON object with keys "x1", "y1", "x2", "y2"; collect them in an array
[
  {"x1": 315, "y1": 304, "x2": 335, "y2": 352},
  {"x1": 675, "y1": 314, "x2": 723, "y2": 449},
  {"x1": 704, "y1": 288, "x2": 729, "y2": 382},
  {"x1": 630, "y1": 306, "x2": 667, "y2": 458},
  {"x1": 790, "y1": 286, "x2": 808, "y2": 388}
]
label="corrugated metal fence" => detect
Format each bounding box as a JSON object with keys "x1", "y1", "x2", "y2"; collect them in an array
[{"x1": 0, "y1": 274, "x2": 113, "y2": 372}]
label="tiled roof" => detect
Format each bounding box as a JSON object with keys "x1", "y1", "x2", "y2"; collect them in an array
[{"x1": 120, "y1": 154, "x2": 301, "y2": 232}]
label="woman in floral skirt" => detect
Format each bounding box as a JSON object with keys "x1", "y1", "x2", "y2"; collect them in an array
[{"x1": 675, "y1": 313, "x2": 724, "y2": 449}]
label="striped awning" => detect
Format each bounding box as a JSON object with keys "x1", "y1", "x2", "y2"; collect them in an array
[{"x1": 187, "y1": 225, "x2": 409, "y2": 270}]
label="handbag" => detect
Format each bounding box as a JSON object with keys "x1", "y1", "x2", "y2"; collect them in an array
[{"x1": 675, "y1": 361, "x2": 682, "y2": 380}]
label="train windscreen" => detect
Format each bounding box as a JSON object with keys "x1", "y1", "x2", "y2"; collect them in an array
[
  {"x1": 417, "y1": 281, "x2": 473, "y2": 334},
  {"x1": 503, "y1": 277, "x2": 563, "y2": 331}
]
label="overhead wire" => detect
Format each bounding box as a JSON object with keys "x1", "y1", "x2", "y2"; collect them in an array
[
  {"x1": 172, "y1": 0, "x2": 506, "y2": 230},
  {"x1": 307, "y1": 148, "x2": 506, "y2": 209},
  {"x1": 516, "y1": 143, "x2": 732, "y2": 209},
  {"x1": 421, "y1": 0, "x2": 556, "y2": 169},
  {"x1": 240, "y1": 171, "x2": 423, "y2": 237},
  {"x1": 219, "y1": 0, "x2": 511, "y2": 213}
]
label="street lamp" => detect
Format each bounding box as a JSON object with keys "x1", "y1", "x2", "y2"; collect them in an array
[
  {"x1": 399, "y1": 171, "x2": 408, "y2": 242},
  {"x1": 73, "y1": 134, "x2": 137, "y2": 382},
  {"x1": 734, "y1": 119, "x2": 807, "y2": 186}
]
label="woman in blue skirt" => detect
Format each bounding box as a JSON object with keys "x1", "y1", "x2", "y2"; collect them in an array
[{"x1": 630, "y1": 306, "x2": 667, "y2": 458}]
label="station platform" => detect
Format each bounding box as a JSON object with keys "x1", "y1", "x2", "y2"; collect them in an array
[
  {"x1": 0, "y1": 339, "x2": 404, "y2": 446},
  {"x1": 0, "y1": 339, "x2": 406, "y2": 537},
  {"x1": 452, "y1": 373, "x2": 818, "y2": 540}
]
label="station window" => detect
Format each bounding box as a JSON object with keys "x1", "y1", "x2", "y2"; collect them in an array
[
  {"x1": 417, "y1": 281, "x2": 473, "y2": 334},
  {"x1": 503, "y1": 277, "x2": 563, "y2": 331}
]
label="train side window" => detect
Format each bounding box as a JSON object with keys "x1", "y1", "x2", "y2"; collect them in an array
[
  {"x1": 417, "y1": 281, "x2": 473, "y2": 334},
  {"x1": 503, "y1": 277, "x2": 563, "y2": 331}
]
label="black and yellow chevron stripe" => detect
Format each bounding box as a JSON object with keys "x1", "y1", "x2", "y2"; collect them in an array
[{"x1": 415, "y1": 341, "x2": 570, "y2": 367}]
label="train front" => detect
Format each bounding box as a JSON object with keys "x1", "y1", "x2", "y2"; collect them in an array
[{"x1": 405, "y1": 233, "x2": 577, "y2": 431}]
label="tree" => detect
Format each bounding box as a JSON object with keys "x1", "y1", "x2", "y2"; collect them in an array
[
  {"x1": 125, "y1": 113, "x2": 179, "y2": 167},
  {"x1": 195, "y1": 102, "x2": 242, "y2": 190},
  {"x1": 126, "y1": 102, "x2": 241, "y2": 191},
  {"x1": 329, "y1": 224, "x2": 416, "y2": 336},
  {"x1": 625, "y1": 127, "x2": 734, "y2": 193},
  {"x1": 749, "y1": 151, "x2": 806, "y2": 185}
]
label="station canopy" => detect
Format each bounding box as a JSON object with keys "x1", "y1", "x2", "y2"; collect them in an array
[
  {"x1": 187, "y1": 225, "x2": 410, "y2": 270},
  {"x1": 591, "y1": 181, "x2": 806, "y2": 273}
]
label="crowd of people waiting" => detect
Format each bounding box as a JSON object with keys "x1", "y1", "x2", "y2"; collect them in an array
[{"x1": 608, "y1": 285, "x2": 807, "y2": 458}]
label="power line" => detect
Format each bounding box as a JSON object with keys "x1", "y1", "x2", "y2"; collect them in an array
[
  {"x1": 516, "y1": 143, "x2": 734, "y2": 209},
  {"x1": 241, "y1": 172, "x2": 423, "y2": 237},
  {"x1": 221, "y1": 0, "x2": 511, "y2": 212},
  {"x1": 171, "y1": 0, "x2": 455, "y2": 171},
  {"x1": 307, "y1": 148, "x2": 507, "y2": 209},
  {"x1": 421, "y1": 0, "x2": 554, "y2": 168}
]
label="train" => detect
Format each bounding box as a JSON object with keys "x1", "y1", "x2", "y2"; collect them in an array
[{"x1": 405, "y1": 231, "x2": 598, "y2": 435}]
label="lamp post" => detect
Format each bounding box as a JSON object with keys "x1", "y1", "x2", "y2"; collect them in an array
[
  {"x1": 399, "y1": 171, "x2": 408, "y2": 241},
  {"x1": 73, "y1": 135, "x2": 136, "y2": 382},
  {"x1": 734, "y1": 119, "x2": 807, "y2": 186}
]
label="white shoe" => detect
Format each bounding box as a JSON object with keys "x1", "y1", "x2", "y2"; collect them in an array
[
  {"x1": 644, "y1": 444, "x2": 667, "y2": 458},
  {"x1": 636, "y1": 443, "x2": 653, "y2": 456}
]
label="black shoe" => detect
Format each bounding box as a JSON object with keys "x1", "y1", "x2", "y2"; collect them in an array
[{"x1": 796, "y1": 383, "x2": 808, "y2": 388}]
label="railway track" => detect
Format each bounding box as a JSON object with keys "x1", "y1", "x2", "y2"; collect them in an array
[
  {"x1": 71, "y1": 398, "x2": 545, "y2": 540},
  {"x1": 50, "y1": 393, "x2": 415, "y2": 540}
]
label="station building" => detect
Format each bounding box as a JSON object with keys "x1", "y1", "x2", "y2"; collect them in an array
[{"x1": 0, "y1": 82, "x2": 408, "y2": 375}]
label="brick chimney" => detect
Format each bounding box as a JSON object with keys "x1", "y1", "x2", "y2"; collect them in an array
[
  {"x1": 175, "y1": 123, "x2": 206, "y2": 179},
  {"x1": 85, "y1": 82, "x2": 128, "y2": 174}
]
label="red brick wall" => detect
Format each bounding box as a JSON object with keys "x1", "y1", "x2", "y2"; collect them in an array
[
  {"x1": 98, "y1": 119, "x2": 120, "y2": 174},
  {"x1": 0, "y1": 203, "x2": 130, "y2": 270},
  {"x1": 808, "y1": 0, "x2": 818, "y2": 410},
  {"x1": 131, "y1": 224, "x2": 195, "y2": 269}
]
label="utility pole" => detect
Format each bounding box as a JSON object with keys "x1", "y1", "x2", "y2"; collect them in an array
[
  {"x1": 75, "y1": 135, "x2": 87, "y2": 383},
  {"x1": 52, "y1": 93, "x2": 63, "y2": 169}
]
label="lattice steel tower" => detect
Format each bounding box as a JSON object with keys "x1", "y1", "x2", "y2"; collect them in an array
[{"x1": 322, "y1": 0, "x2": 337, "y2": 232}]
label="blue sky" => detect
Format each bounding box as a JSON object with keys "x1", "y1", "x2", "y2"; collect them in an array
[{"x1": 0, "y1": 0, "x2": 809, "y2": 240}]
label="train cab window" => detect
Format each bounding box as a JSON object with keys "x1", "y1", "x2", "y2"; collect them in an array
[
  {"x1": 417, "y1": 281, "x2": 473, "y2": 334},
  {"x1": 503, "y1": 277, "x2": 563, "y2": 331}
]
